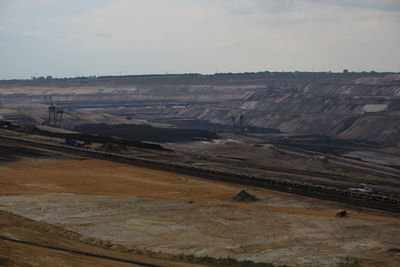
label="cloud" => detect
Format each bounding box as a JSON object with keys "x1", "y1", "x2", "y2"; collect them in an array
[
  {"x1": 0, "y1": 0, "x2": 12, "y2": 9},
  {"x1": 67, "y1": 1, "x2": 398, "y2": 69},
  {"x1": 0, "y1": 0, "x2": 399, "y2": 79},
  {"x1": 321, "y1": 0, "x2": 400, "y2": 11},
  {"x1": 24, "y1": 29, "x2": 48, "y2": 37},
  {"x1": 0, "y1": 0, "x2": 12, "y2": 20},
  {"x1": 215, "y1": 0, "x2": 295, "y2": 15}
]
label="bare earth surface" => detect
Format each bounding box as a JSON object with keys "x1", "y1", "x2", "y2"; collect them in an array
[
  {"x1": 1, "y1": 155, "x2": 400, "y2": 266},
  {"x1": 0, "y1": 210, "x2": 201, "y2": 267}
]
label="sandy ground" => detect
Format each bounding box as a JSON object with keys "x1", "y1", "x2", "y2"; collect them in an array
[
  {"x1": 1, "y1": 157, "x2": 400, "y2": 266},
  {"x1": 0, "y1": 210, "x2": 202, "y2": 267}
]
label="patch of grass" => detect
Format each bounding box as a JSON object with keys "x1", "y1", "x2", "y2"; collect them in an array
[
  {"x1": 122, "y1": 246, "x2": 278, "y2": 266},
  {"x1": 125, "y1": 248, "x2": 279, "y2": 266}
]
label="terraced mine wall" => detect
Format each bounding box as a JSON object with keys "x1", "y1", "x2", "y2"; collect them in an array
[
  {"x1": 1, "y1": 72, "x2": 400, "y2": 145},
  {"x1": 0, "y1": 121, "x2": 167, "y2": 151}
]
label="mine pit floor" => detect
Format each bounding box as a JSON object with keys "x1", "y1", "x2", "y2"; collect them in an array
[{"x1": 0, "y1": 155, "x2": 400, "y2": 266}]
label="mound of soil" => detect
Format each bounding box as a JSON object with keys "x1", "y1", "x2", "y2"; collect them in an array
[
  {"x1": 233, "y1": 190, "x2": 258, "y2": 202},
  {"x1": 74, "y1": 123, "x2": 219, "y2": 143},
  {"x1": 98, "y1": 143, "x2": 127, "y2": 154}
]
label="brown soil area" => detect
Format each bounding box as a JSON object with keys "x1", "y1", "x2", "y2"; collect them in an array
[
  {"x1": 0, "y1": 240, "x2": 140, "y2": 267},
  {"x1": 1, "y1": 157, "x2": 400, "y2": 266},
  {"x1": 0, "y1": 158, "x2": 241, "y2": 200},
  {"x1": 0, "y1": 158, "x2": 399, "y2": 224}
]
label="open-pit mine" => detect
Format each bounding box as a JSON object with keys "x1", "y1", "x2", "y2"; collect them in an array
[{"x1": 1, "y1": 72, "x2": 400, "y2": 266}]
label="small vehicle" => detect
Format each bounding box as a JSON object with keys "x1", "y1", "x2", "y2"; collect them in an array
[
  {"x1": 65, "y1": 139, "x2": 91, "y2": 147},
  {"x1": 336, "y1": 210, "x2": 348, "y2": 217}
]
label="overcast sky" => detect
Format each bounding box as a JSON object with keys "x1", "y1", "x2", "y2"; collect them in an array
[{"x1": 0, "y1": 0, "x2": 399, "y2": 79}]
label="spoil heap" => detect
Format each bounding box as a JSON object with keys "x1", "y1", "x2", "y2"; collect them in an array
[
  {"x1": 233, "y1": 190, "x2": 258, "y2": 202},
  {"x1": 98, "y1": 143, "x2": 127, "y2": 154}
]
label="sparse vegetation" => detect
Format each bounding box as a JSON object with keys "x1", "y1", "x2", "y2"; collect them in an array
[
  {"x1": 175, "y1": 255, "x2": 276, "y2": 267},
  {"x1": 337, "y1": 257, "x2": 362, "y2": 267},
  {"x1": 124, "y1": 248, "x2": 277, "y2": 266}
]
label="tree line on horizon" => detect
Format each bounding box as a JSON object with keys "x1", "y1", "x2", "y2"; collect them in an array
[{"x1": 1, "y1": 70, "x2": 398, "y2": 82}]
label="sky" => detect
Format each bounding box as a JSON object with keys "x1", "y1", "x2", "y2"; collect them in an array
[{"x1": 0, "y1": 0, "x2": 399, "y2": 79}]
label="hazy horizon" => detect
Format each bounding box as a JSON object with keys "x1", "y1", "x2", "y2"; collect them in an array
[{"x1": 1, "y1": 0, "x2": 399, "y2": 79}]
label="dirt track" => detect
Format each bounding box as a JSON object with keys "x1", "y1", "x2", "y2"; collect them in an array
[{"x1": 0, "y1": 238, "x2": 144, "y2": 267}]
